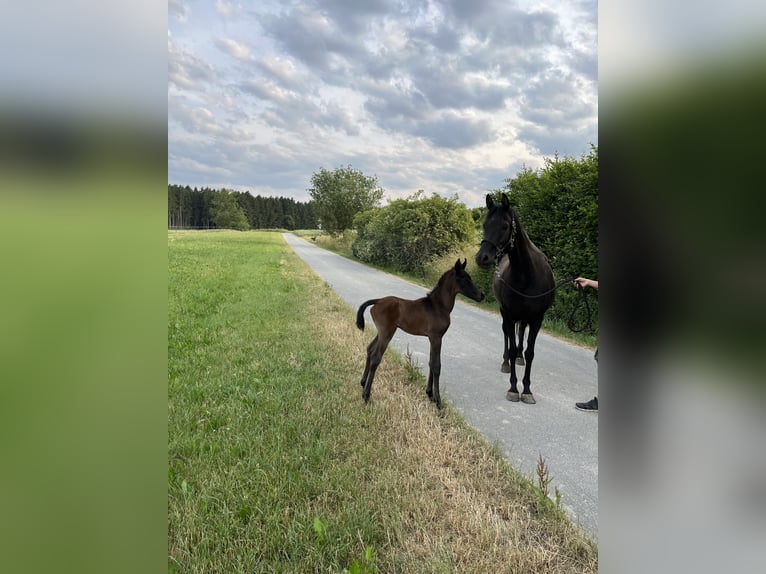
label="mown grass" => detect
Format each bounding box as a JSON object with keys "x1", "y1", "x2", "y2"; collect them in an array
[{"x1": 168, "y1": 230, "x2": 597, "y2": 573}]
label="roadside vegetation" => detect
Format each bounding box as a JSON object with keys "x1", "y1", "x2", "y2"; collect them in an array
[
  {"x1": 168, "y1": 230, "x2": 597, "y2": 573},
  {"x1": 306, "y1": 149, "x2": 599, "y2": 349}
]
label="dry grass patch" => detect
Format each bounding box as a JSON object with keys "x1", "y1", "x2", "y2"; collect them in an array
[{"x1": 293, "y1": 252, "x2": 596, "y2": 573}]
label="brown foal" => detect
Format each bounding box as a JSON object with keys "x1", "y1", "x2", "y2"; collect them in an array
[{"x1": 355, "y1": 259, "x2": 484, "y2": 408}]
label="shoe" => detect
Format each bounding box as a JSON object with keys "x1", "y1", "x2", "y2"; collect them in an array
[{"x1": 575, "y1": 397, "x2": 598, "y2": 412}]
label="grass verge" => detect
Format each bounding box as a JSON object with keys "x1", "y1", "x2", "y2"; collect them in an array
[{"x1": 169, "y1": 230, "x2": 597, "y2": 573}]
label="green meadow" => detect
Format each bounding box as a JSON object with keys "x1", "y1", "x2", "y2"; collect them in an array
[{"x1": 168, "y1": 230, "x2": 596, "y2": 573}]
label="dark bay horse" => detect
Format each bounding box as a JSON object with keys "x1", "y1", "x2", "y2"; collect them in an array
[
  {"x1": 356, "y1": 259, "x2": 484, "y2": 409},
  {"x1": 475, "y1": 193, "x2": 554, "y2": 404}
]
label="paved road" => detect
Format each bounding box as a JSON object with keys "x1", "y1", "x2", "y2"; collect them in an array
[{"x1": 282, "y1": 233, "x2": 598, "y2": 539}]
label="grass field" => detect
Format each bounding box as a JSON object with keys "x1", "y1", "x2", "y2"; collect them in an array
[{"x1": 168, "y1": 230, "x2": 597, "y2": 573}]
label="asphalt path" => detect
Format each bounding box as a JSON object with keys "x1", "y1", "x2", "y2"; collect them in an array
[{"x1": 282, "y1": 233, "x2": 598, "y2": 539}]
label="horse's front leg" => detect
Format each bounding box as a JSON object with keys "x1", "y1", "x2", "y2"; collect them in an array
[
  {"x1": 505, "y1": 318, "x2": 520, "y2": 402},
  {"x1": 428, "y1": 336, "x2": 443, "y2": 409}
]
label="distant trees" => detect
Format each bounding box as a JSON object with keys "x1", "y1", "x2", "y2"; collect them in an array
[
  {"x1": 308, "y1": 165, "x2": 384, "y2": 235},
  {"x1": 352, "y1": 192, "x2": 475, "y2": 272},
  {"x1": 167, "y1": 185, "x2": 317, "y2": 230}
]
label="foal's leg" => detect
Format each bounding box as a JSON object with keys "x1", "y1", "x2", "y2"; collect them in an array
[
  {"x1": 519, "y1": 318, "x2": 543, "y2": 404},
  {"x1": 427, "y1": 335, "x2": 444, "y2": 409},
  {"x1": 360, "y1": 335, "x2": 378, "y2": 387},
  {"x1": 516, "y1": 321, "x2": 527, "y2": 366},
  {"x1": 362, "y1": 328, "x2": 395, "y2": 403}
]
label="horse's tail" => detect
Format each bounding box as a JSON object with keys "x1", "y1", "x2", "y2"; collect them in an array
[{"x1": 356, "y1": 299, "x2": 379, "y2": 331}]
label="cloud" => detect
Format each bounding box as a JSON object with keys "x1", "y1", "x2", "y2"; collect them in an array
[
  {"x1": 215, "y1": 0, "x2": 243, "y2": 21},
  {"x1": 413, "y1": 112, "x2": 494, "y2": 149},
  {"x1": 513, "y1": 68, "x2": 597, "y2": 155},
  {"x1": 168, "y1": 35, "x2": 216, "y2": 91},
  {"x1": 169, "y1": 0, "x2": 189, "y2": 22},
  {"x1": 215, "y1": 38, "x2": 254, "y2": 62},
  {"x1": 259, "y1": 6, "x2": 359, "y2": 72},
  {"x1": 255, "y1": 56, "x2": 315, "y2": 93},
  {"x1": 169, "y1": 1, "x2": 598, "y2": 206}
]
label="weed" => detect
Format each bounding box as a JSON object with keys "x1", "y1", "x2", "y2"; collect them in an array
[
  {"x1": 403, "y1": 344, "x2": 421, "y2": 383},
  {"x1": 534, "y1": 454, "x2": 564, "y2": 516},
  {"x1": 313, "y1": 517, "x2": 328, "y2": 544},
  {"x1": 343, "y1": 545, "x2": 376, "y2": 574}
]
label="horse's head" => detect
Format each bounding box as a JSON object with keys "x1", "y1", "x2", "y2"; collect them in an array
[
  {"x1": 475, "y1": 193, "x2": 517, "y2": 269},
  {"x1": 453, "y1": 258, "x2": 485, "y2": 302}
]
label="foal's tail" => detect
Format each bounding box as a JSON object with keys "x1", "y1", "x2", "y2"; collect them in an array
[{"x1": 356, "y1": 299, "x2": 380, "y2": 331}]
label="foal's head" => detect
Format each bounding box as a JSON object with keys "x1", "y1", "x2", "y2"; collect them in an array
[
  {"x1": 450, "y1": 258, "x2": 485, "y2": 302},
  {"x1": 475, "y1": 193, "x2": 518, "y2": 269}
]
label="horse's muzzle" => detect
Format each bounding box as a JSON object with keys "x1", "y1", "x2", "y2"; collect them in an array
[{"x1": 475, "y1": 249, "x2": 493, "y2": 269}]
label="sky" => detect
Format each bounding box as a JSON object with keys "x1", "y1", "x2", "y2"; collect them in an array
[{"x1": 168, "y1": 0, "x2": 597, "y2": 208}]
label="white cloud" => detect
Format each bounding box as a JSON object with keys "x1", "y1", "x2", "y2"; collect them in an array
[
  {"x1": 215, "y1": 38, "x2": 254, "y2": 62},
  {"x1": 169, "y1": 0, "x2": 188, "y2": 22}
]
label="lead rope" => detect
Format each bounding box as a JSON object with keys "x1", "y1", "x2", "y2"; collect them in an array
[
  {"x1": 567, "y1": 284, "x2": 593, "y2": 333},
  {"x1": 494, "y1": 267, "x2": 594, "y2": 333}
]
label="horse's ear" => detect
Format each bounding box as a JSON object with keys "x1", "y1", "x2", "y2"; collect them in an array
[
  {"x1": 454, "y1": 259, "x2": 461, "y2": 270},
  {"x1": 501, "y1": 193, "x2": 510, "y2": 208},
  {"x1": 461, "y1": 258, "x2": 467, "y2": 269},
  {"x1": 486, "y1": 194, "x2": 494, "y2": 209}
]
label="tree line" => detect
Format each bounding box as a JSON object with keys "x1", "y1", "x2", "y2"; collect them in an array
[{"x1": 168, "y1": 185, "x2": 317, "y2": 230}]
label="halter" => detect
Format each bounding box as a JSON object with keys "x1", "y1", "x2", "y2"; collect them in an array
[{"x1": 480, "y1": 215, "x2": 517, "y2": 261}]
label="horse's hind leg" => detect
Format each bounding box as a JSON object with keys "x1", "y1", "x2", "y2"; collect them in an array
[
  {"x1": 501, "y1": 319, "x2": 512, "y2": 373},
  {"x1": 361, "y1": 335, "x2": 378, "y2": 388},
  {"x1": 501, "y1": 333, "x2": 511, "y2": 373},
  {"x1": 362, "y1": 329, "x2": 394, "y2": 404},
  {"x1": 516, "y1": 321, "x2": 527, "y2": 366}
]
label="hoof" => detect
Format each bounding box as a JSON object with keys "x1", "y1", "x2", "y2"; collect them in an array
[
  {"x1": 506, "y1": 391, "x2": 520, "y2": 402},
  {"x1": 521, "y1": 393, "x2": 536, "y2": 404},
  {"x1": 426, "y1": 387, "x2": 433, "y2": 398},
  {"x1": 500, "y1": 362, "x2": 511, "y2": 373},
  {"x1": 516, "y1": 356, "x2": 525, "y2": 366}
]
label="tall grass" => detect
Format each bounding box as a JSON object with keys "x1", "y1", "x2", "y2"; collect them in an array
[{"x1": 169, "y1": 230, "x2": 596, "y2": 573}]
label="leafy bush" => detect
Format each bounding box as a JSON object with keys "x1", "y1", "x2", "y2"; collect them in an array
[
  {"x1": 352, "y1": 192, "x2": 475, "y2": 273},
  {"x1": 491, "y1": 146, "x2": 598, "y2": 332}
]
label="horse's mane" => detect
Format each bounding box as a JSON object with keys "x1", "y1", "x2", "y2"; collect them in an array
[{"x1": 426, "y1": 269, "x2": 453, "y2": 299}]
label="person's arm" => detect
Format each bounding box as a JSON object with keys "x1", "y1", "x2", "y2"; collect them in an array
[{"x1": 573, "y1": 277, "x2": 598, "y2": 289}]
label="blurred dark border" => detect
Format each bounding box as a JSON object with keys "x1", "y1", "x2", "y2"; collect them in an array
[{"x1": 600, "y1": 15, "x2": 766, "y2": 574}]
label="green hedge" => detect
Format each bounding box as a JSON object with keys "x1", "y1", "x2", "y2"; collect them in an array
[{"x1": 493, "y1": 147, "x2": 599, "y2": 332}]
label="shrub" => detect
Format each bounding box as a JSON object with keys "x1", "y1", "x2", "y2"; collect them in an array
[{"x1": 352, "y1": 192, "x2": 475, "y2": 273}]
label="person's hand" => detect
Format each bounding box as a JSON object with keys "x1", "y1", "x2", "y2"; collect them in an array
[{"x1": 573, "y1": 277, "x2": 597, "y2": 289}]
